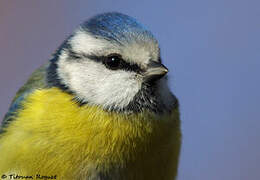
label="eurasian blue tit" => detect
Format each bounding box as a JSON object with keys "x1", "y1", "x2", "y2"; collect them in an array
[{"x1": 0, "y1": 12, "x2": 181, "y2": 180}]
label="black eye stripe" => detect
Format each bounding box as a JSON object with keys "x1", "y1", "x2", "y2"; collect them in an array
[
  {"x1": 78, "y1": 53, "x2": 143, "y2": 73},
  {"x1": 68, "y1": 50, "x2": 82, "y2": 59},
  {"x1": 67, "y1": 51, "x2": 143, "y2": 73},
  {"x1": 119, "y1": 60, "x2": 142, "y2": 73}
]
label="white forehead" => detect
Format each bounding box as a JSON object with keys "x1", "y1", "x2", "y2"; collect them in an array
[{"x1": 69, "y1": 29, "x2": 160, "y2": 67}]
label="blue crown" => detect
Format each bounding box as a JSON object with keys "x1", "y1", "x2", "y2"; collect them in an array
[{"x1": 82, "y1": 12, "x2": 155, "y2": 43}]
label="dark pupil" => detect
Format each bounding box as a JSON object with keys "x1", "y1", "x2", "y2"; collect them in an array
[{"x1": 105, "y1": 56, "x2": 121, "y2": 70}]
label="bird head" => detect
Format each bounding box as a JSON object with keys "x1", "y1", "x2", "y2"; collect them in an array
[{"x1": 47, "y1": 12, "x2": 177, "y2": 113}]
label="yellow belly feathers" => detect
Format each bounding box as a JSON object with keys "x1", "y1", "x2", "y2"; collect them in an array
[{"x1": 0, "y1": 88, "x2": 181, "y2": 180}]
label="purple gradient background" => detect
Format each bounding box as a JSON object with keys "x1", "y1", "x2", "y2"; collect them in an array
[{"x1": 0, "y1": 1, "x2": 259, "y2": 179}]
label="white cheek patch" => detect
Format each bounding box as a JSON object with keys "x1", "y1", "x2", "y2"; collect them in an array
[
  {"x1": 92, "y1": 70, "x2": 141, "y2": 110},
  {"x1": 57, "y1": 57, "x2": 142, "y2": 110}
]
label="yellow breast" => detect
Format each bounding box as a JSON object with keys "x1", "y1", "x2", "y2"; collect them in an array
[{"x1": 0, "y1": 88, "x2": 181, "y2": 180}]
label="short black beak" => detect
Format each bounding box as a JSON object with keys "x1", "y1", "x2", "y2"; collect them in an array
[{"x1": 143, "y1": 61, "x2": 168, "y2": 83}]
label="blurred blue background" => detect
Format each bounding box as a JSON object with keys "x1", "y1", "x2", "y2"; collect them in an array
[{"x1": 0, "y1": 0, "x2": 259, "y2": 179}]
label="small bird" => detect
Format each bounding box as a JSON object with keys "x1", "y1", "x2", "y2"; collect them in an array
[{"x1": 0, "y1": 12, "x2": 181, "y2": 180}]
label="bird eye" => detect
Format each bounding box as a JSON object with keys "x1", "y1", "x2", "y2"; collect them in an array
[{"x1": 103, "y1": 55, "x2": 122, "y2": 70}]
